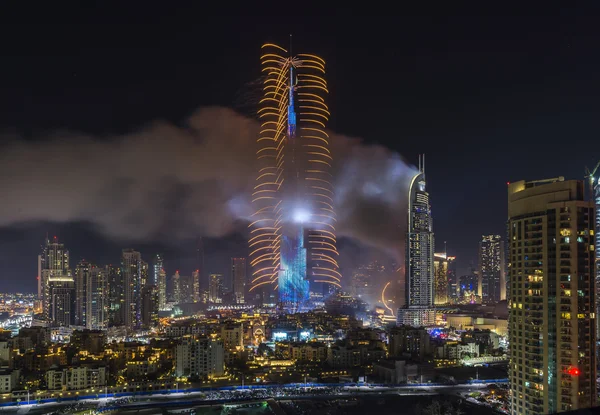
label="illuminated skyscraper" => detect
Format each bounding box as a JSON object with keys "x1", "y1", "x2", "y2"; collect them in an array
[
  {"x1": 508, "y1": 177, "x2": 596, "y2": 414},
  {"x1": 249, "y1": 42, "x2": 340, "y2": 310},
  {"x1": 173, "y1": 271, "x2": 181, "y2": 304},
  {"x1": 397, "y1": 155, "x2": 435, "y2": 326},
  {"x1": 152, "y1": 254, "x2": 163, "y2": 286},
  {"x1": 121, "y1": 249, "x2": 147, "y2": 329},
  {"x1": 153, "y1": 254, "x2": 167, "y2": 310},
  {"x1": 478, "y1": 235, "x2": 506, "y2": 302}
]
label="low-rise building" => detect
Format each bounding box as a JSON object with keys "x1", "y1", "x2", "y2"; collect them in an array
[
  {"x1": 175, "y1": 336, "x2": 224, "y2": 379},
  {"x1": 327, "y1": 343, "x2": 385, "y2": 369},
  {"x1": 289, "y1": 342, "x2": 327, "y2": 362},
  {"x1": 45, "y1": 366, "x2": 106, "y2": 391},
  {"x1": 0, "y1": 369, "x2": 19, "y2": 392}
]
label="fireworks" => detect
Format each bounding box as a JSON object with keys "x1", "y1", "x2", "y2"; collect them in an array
[{"x1": 249, "y1": 43, "x2": 340, "y2": 305}]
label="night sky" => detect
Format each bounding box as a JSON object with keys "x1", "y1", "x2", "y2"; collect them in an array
[{"x1": 1, "y1": 7, "x2": 600, "y2": 292}]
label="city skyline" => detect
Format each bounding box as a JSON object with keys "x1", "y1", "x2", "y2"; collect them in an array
[
  {"x1": 1, "y1": 7, "x2": 600, "y2": 414},
  {"x1": 3, "y1": 12, "x2": 600, "y2": 291}
]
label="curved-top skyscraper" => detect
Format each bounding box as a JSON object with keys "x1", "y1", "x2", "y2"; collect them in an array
[
  {"x1": 249, "y1": 42, "x2": 340, "y2": 311},
  {"x1": 397, "y1": 155, "x2": 435, "y2": 326}
]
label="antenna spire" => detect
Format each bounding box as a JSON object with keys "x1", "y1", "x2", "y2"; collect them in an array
[{"x1": 289, "y1": 33, "x2": 292, "y2": 57}]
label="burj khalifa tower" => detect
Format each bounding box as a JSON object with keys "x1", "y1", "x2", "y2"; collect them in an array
[{"x1": 249, "y1": 41, "x2": 341, "y2": 311}]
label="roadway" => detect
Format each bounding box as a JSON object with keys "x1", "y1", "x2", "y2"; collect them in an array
[{"x1": 0, "y1": 381, "x2": 508, "y2": 414}]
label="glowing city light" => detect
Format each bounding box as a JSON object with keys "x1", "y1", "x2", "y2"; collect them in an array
[{"x1": 293, "y1": 208, "x2": 310, "y2": 223}]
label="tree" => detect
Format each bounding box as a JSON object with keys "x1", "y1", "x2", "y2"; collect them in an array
[{"x1": 415, "y1": 400, "x2": 464, "y2": 415}]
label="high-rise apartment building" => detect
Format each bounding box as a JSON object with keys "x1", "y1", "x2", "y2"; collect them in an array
[
  {"x1": 508, "y1": 177, "x2": 596, "y2": 414},
  {"x1": 231, "y1": 258, "x2": 246, "y2": 304},
  {"x1": 74, "y1": 260, "x2": 91, "y2": 326},
  {"x1": 39, "y1": 236, "x2": 74, "y2": 326},
  {"x1": 106, "y1": 265, "x2": 123, "y2": 326},
  {"x1": 173, "y1": 271, "x2": 181, "y2": 304},
  {"x1": 87, "y1": 265, "x2": 108, "y2": 329},
  {"x1": 249, "y1": 43, "x2": 340, "y2": 310},
  {"x1": 121, "y1": 249, "x2": 147, "y2": 329},
  {"x1": 152, "y1": 254, "x2": 163, "y2": 286},
  {"x1": 433, "y1": 253, "x2": 449, "y2": 305},
  {"x1": 141, "y1": 285, "x2": 158, "y2": 329},
  {"x1": 208, "y1": 274, "x2": 223, "y2": 304},
  {"x1": 398, "y1": 155, "x2": 435, "y2": 326},
  {"x1": 478, "y1": 235, "x2": 506, "y2": 303}
]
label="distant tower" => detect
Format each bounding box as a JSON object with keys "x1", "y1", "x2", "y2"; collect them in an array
[
  {"x1": 208, "y1": 274, "x2": 223, "y2": 304},
  {"x1": 121, "y1": 249, "x2": 145, "y2": 329},
  {"x1": 40, "y1": 236, "x2": 74, "y2": 326},
  {"x1": 152, "y1": 254, "x2": 163, "y2": 286},
  {"x1": 231, "y1": 258, "x2": 247, "y2": 304},
  {"x1": 249, "y1": 42, "x2": 340, "y2": 310},
  {"x1": 87, "y1": 265, "x2": 108, "y2": 329},
  {"x1": 192, "y1": 269, "x2": 200, "y2": 303},
  {"x1": 397, "y1": 155, "x2": 435, "y2": 326},
  {"x1": 173, "y1": 271, "x2": 181, "y2": 304},
  {"x1": 75, "y1": 260, "x2": 91, "y2": 326},
  {"x1": 478, "y1": 235, "x2": 505, "y2": 302}
]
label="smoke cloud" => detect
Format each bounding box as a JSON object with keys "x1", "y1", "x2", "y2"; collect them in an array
[{"x1": 0, "y1": 107, "x2": 416, "y2": 258}]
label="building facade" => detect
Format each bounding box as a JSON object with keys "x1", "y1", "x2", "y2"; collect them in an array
[{"x1": 508, "y1": 177, "x2": 596, "y2": 414}]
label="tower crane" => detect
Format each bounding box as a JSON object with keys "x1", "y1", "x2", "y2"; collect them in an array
[{"x1": 584, "y1": 161, "x2": 600, "y2": 198}]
